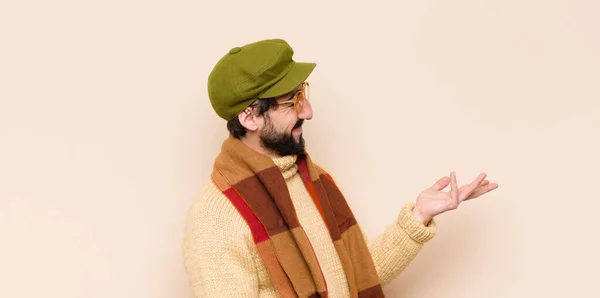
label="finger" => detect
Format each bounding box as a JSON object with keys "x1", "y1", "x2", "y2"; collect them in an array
[
  {"x1": 464, "y1": 183, "x2": 499, "y2": 201},
  {"x1": 450, "y1": 171, "x2": 459, "y2": 208},
  {"x1": 474, "y1": 173, "x2": 487, "y2": 185},
  {"x1": 431, "y1": 176, "x2": 451, "y2": 191},
  {"x1": 459, "y1": 173, "x2": 487, "y2": 201},
  {"x1": 459, "y1": 180, "x2": 489, "y2": 192}
]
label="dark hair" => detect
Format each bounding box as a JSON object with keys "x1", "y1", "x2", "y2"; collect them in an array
[{"x1": 227, "y1": 98, "x2": 277, "y2": 138}]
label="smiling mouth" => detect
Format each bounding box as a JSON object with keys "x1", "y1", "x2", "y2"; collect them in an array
[{"x1": 293, "y1": 120, "x2": 304, "y2": 129}]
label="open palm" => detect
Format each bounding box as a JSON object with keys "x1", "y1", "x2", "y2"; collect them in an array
[{"x1": 413, "y1": 172, "x2": 498, "y2": 224}]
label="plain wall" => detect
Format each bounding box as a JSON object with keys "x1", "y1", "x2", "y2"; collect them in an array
[{"x1": 1, "y1": 0, "x2": 598, "y2": 297}]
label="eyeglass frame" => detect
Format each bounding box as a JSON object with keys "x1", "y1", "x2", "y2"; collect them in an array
[{"x1": 248, "y1": 82, "x2": 310, "y2": 114}]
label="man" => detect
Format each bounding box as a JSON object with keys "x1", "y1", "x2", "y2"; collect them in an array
[{"x1": 183, "y1": 38, "x2": 498, "y2": 297}]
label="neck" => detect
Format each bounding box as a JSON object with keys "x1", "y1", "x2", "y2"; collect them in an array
[{"x1": 239, "y1": 134, "x2": 282, "y2": 158}]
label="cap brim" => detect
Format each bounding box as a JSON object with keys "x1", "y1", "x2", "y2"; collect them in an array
[{"x1": 259, "y1": 62, "x2": 316, "y2": 99}]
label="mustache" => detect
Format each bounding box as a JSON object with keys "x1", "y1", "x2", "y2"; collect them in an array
[{"x1": 293, "y1": 120, "x2": 304, "y2": 129}]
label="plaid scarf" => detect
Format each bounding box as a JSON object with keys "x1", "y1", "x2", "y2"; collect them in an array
[{"x1": 211, "y1": 136, "x2": 384, "y2": 298}]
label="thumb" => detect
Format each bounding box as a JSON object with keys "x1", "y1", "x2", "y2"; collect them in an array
[{"x1": 431, "y1": 176, "x2": 450, "y2": 191}]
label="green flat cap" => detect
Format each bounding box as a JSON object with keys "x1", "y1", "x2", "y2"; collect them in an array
[{"x1": 207, "y1": 39, "x2": 316, "y2": 121}]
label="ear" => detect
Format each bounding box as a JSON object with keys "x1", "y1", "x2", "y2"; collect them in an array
[{"x1": 238, "y1": 108, "x2": 258, "y2": 132}]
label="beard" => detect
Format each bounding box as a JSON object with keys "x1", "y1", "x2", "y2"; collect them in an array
[{"x1": 260, "y1": 117, "x2": 305, "y2": 156}]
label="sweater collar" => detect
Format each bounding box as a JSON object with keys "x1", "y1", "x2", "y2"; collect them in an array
[{"x1": 271, "y1": 155, "x2": 298, "y2": 179}]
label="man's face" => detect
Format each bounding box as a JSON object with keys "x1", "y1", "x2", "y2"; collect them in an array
[{"x1": 258, "y1": 84, "x2": 313, "y2": 156}]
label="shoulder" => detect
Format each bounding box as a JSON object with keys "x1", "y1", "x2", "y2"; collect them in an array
[{"x1": 183, "y1": 180, "x2": 251, "y2": 241}]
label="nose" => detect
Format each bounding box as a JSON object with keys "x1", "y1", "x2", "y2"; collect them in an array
[{"x1": 297, "y1": 99, "x2": 313, "y2": 120}]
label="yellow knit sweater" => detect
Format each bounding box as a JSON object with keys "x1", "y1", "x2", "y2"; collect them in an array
[{"x1": 183, "y1": 155, "x2": 437, "y2": 297}]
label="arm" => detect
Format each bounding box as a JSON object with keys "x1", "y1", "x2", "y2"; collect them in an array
[
  {"x1": 370, "y1": 171, "x2": 499, "y2": 286},
  {"x1": 310, "y1": 162, "x2": 436, "y2": 285},
  {"x1": 367, "y1": 202, "x2": 437, "y2": 286},
  {"x1": 182, "y1": 183, "x2": 259, "y2": 297}
]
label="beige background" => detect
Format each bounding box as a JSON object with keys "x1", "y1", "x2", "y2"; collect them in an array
[{"x1": 1, "y1": 0, "x2": 599, "y2": 297}]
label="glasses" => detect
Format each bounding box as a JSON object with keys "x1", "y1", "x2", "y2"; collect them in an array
[
  {"x1": 250, "y1": 82, "x2": 310, "y2": 113},
  {"x1": 276, "y1": 82, "x2": 310, "y2": 113}
]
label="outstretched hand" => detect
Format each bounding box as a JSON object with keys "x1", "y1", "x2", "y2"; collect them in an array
[{"x1": 412, "y1": 172, "x2": 498, "y2": 225}]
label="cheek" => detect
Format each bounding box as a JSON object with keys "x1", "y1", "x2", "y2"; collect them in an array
[
  {"x1": 264, "y1": 114, "x2": 288, "y2": 130},
  {"x1": 254, "y1": 117, "x2": 269, "y2": 132},
  {"x1": 266, "y1": 110, "x2": 298, "y2": 132}
]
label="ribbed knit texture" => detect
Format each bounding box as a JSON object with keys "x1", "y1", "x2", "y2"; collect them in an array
[{"x1": 183, "y1": 155, "x2": 437, "y2": 297}]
